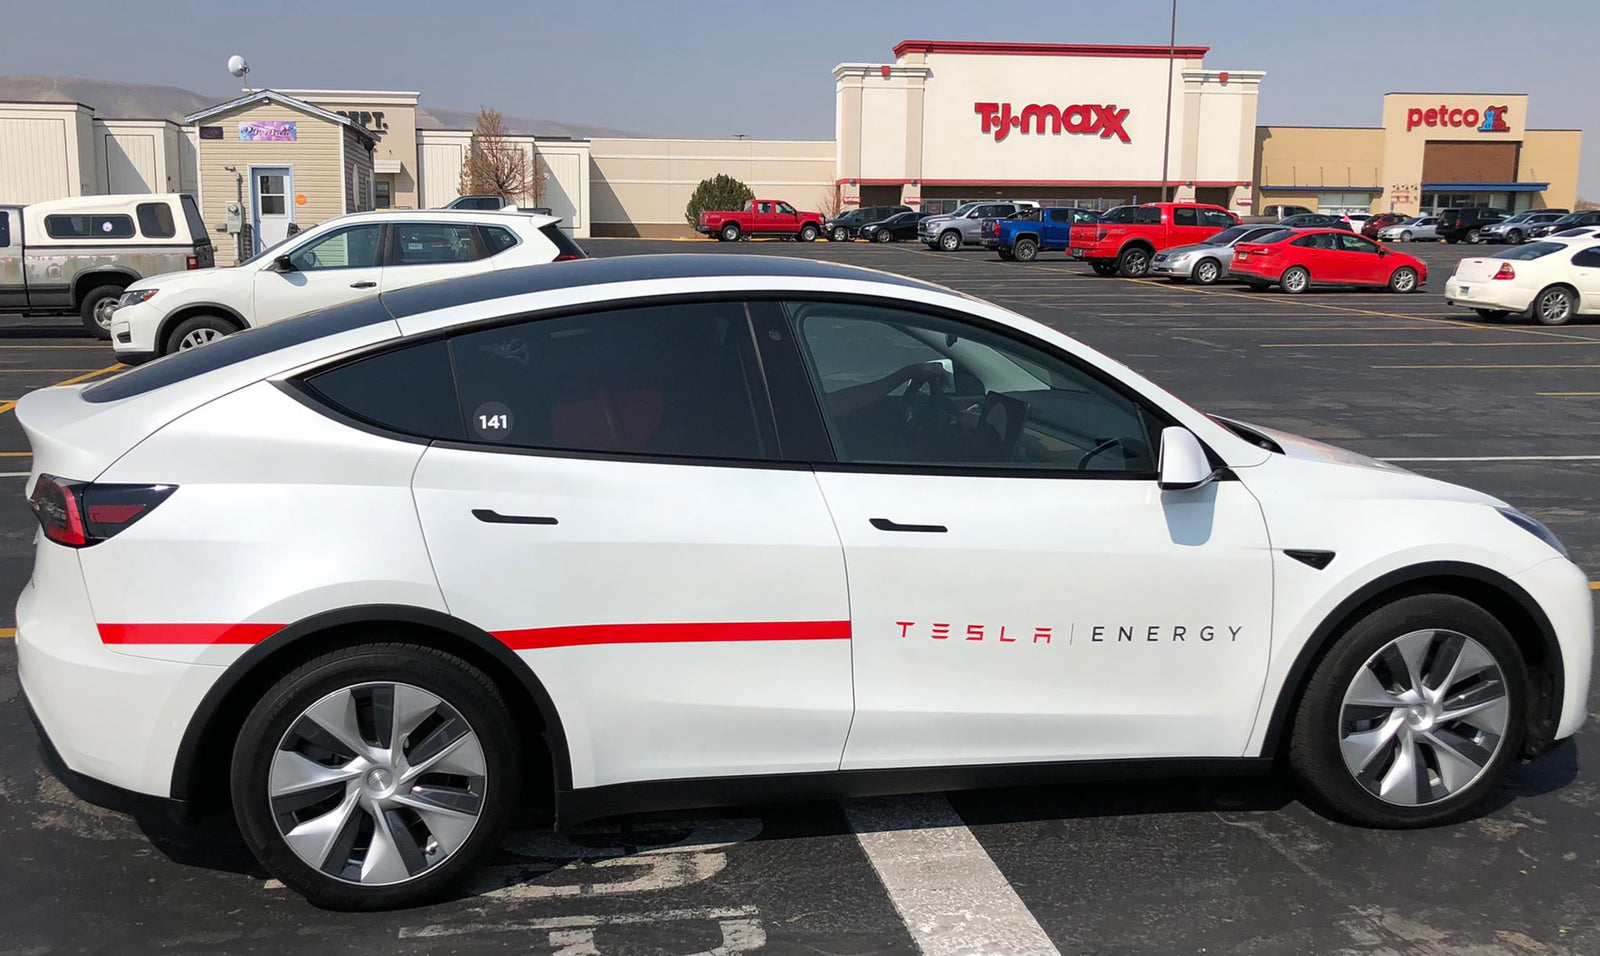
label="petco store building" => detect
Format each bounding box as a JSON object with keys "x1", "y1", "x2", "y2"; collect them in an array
[{"x1": 834, "y1": 41, "x2": 1265, "y2": 215}]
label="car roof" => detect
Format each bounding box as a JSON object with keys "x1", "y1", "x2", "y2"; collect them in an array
[
  {"x1": 327, "y1": 208, "x2": 563, "y2": 229},
  {"x1": 380, "y1": 254, "x2": 949, "y2": 319}
]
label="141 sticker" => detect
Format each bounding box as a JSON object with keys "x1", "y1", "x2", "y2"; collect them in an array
[{"x1": 472, "y1": 401, "x2": 513, "y2": 441}]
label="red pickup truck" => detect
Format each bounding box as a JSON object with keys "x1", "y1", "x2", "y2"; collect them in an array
[
  {"x1": 698, "y1": 200, "x2": 825, "y2": 242},
  {"x1": 1069, "y1": 202, "x2": 1239, "y2": 277}
]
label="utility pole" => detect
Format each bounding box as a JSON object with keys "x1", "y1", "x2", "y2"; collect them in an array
[{"x1": 1159, "y1": 0, "x2": 1177, "y2": 202}]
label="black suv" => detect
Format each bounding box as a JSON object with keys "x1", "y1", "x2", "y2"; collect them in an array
[
  {"x1": 1278, "y1": 213, "x2": 1352, "y2": 231},
  {"x1": 1528, "y1": 209, "x2": 1600, "y2": 239},
  {"x1": 824, "y1": 205, "x2": 912, "y2": 242},
  {"x1": 1434, "y1": 207, "x2": 1510, "y2": 244}
]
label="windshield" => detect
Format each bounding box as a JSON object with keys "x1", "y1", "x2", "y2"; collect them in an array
[
  {"x1": 1245, "y1": 228, "x2": 1292, "y2": 245},
  {"x1": 237, "y1": 233, "x2": 299, "y2": 268},
  {"x1": 1554, "y1": 228, "x2": 1596, "y2": 237},
  {"x1": 947, "y1": 203, "x2": 979, "y2": 218},
  {"x1": 1549, "y1": 215, "x2": 1581, "y2": 227},
  {"x1": 1099, "y1": 206, "x2": 1141, "y2": 223},
  {"x1": 1498, "y1": 242, "x2": 1566, "y2": 261},
  {"x1": 1205, "y1": 225, "x2": 1259, "y2": 246}
]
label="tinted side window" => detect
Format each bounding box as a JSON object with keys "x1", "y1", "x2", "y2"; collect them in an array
[
  {"x1": 288, "y1": 224, "x2": 382, "y2": 270},
  {"x1": 45, "y1": 214, "x2": 135, "y2": 239},
  {"x1": 449, "y1": 301, "x2": 771, "y2": 460},
  {"x1": 1572, "y1": 248, "x2": 1600, "y2": 269},
  {"x1": 1294, "y1": 233, "x2": 1337, "y2": 250},
  {"x1": 1202, "y1": 208, "x2": 1236, "y2": 228},
  {"x1": 0, "y1": 210, "x2": 9, "y2": 247},
  {"x1": 1048, "y1": 209, "x2": 1072, "y2": 223},
  {"x1": 303, "y1": 339, "x2": 464, "y2": 439},
  {"x1": 136, "y1": 202, "x2": 177, "y2": 239},
  {"x1": 790, "y1": 301, "x2": 1157, "y2": 474},
  {"x1": 392, "y1": 222, "x2": 478, "y2": 264},
  {"x1": 1174, "y1": 207, "x2": 1199, "y2": 227},
  {"x1": 180, "y1": 195, "x2": 207, "y2": 242},
  {"x1": 481, "y1": 225, "x2": 519, "y2": 254},
  {"x1": 1135, "y1": 207, "x2": 1162, "y2": 224},
  {"x1": 1339, "y1": 234, "x2": 1379, "y2": 254}
]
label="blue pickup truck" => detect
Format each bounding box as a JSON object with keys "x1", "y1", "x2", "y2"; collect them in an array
[{"x1": 984, "y1": 206, "x2": 1101, "y2": 261}]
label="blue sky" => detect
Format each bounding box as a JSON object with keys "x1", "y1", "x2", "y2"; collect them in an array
[{"x1": 8, "y1": 0, "x2": 1595, "y2": 193}]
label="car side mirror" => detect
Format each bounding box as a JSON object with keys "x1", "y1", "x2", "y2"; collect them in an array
[
  {"x1": 271, "y1": 254, "x2": 297, "y2": 273},
  {"x1": 1158, "y1": 427, "x2": 1221, "y2": 491}
]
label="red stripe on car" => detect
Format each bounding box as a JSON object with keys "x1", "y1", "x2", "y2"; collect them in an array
[
  {"x1": 493, "y1": 620, "x2": 852, "y2": 650},
  {"x1": 98, "y1": 622, "x2": 285, "y2": 645}
]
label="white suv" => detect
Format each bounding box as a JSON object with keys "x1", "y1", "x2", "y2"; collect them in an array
[{"x1": 109, "y1": 210, "x2": 581, "y2": 363}]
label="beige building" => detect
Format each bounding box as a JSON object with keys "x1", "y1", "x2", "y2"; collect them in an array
[
  {"x1": 417, "y1": 128, "x2": 592, "y2": 237},
  {"x1": 280, "y1": 89, "x2": 421, "y2": 211},
  {"x1": 1256, "y1": 93, "x2": 1582, "y2": 216},
  {"x1": 835, "y1": 41, "x2": 1264, "y2": 214},
  {"x1": 0, "y1": 101, "x2": 197, "y2": 203},
  {"x1": 185, "y1": 91, "x2": 376, "y2": 265}
]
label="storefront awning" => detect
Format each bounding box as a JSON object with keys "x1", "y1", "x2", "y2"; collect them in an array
[
  {"x1": 1421, "y1": 181, "x2": 1549, "y2": 192},
  {"x1": 374, "y1": 159, "x2": 403, "y2": 175},
  {"x1": 1258, "y1": 185, "x2": 1381, "y2": 192}
]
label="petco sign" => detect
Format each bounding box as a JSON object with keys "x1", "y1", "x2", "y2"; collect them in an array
[
  {"x1": 975, "y1": 102, "x2": 1132, "y2": 143},
  {"x1": 1406, "y1": 103, "x2": 1511, "y2": 133}
]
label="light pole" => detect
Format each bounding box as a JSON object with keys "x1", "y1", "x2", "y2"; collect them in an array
[{"x1": 1159, "y1": 0, "x2": 1177, "y2": 202}]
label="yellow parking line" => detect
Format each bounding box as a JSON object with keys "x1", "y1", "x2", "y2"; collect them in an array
[
  {"x1": 0, "y1": 362, "x2": 122, "y2": 416},
  {"x1": 0, "y1": 452, "x2": 31, "y2": 457},
  {"x1": 0, "y1": 628, "x2": 13, "y2": 639},
  {"x1": 1592, "y1": 582, "x2": 1600, "y2": 591}
]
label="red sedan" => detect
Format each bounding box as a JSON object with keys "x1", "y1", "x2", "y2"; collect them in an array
[{"x1": 1231, "y1": 228, "x2": 1427, "y2": 294}]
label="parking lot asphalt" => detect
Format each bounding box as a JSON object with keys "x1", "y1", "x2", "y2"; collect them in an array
[{"x1": 2, "y1": 238, "x2": 1599, "y2": 955}]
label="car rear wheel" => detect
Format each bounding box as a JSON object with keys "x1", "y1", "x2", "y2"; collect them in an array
[
  {"x1": 1388, "y1": 267, "x2": 1419, "y2": 294},
  {"x1": 1090, "y1": 261, "x2": 1119, "y2": 277},
  {"x1": 79, "y1": 284, "x2": 126, "y2": 340},
  {"x1": 1474, "y1": 308, "x2": 1511, "y2": 321},
  {"x1": 1532, "y1": 286, "x2": 1575, "y2": 326},
  {"x1": 164, "y1": 314, "x2": 236, "y2": 354},
  {"x1": 1013, "y1": 238, "x2": 1039, "y2": 262},
  {"x1": 1289, "y1": 593, "x2": 1524, "y2": 827},
  {"x1": 1281, "y1": 266, "x2": 1311, "y2": 294},
  {"x1": 939, "y1": 230, "x2": 962, "y2": 252},
  {"x1": 231, "y1": 643, "x2": 522, "y2": 910},
  {"x1": 1193, "y1": 258, "x2": 1222, "y2": 285},
  {"x1": 1117, "y1": 246, "x2": 1152, "y2": 278},
  {"x1": 720, "y1": 223, "x2": 741, "y2": 242},
  {"x1": 997, "y1": 249, "x2": 1015, "y2": 261}
]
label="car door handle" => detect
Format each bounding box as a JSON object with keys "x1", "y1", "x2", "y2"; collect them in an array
[
  {"x1": 870, "y1": 517, "x2": 947, "y2": 533},
  {"x1": 472, "y1": 508, "x2": 558, "y2": 526},
  {"x1": 350, "y1": 280, "x2": 377, "y2": 289}
]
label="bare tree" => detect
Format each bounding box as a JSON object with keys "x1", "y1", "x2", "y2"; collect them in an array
[
  {"x1": 459, "y1": 108, "x2": 546, "y2": 205},
  {"x1": 817, "y1": 185, "x2": 845, "y2": 219},
  {"x1": 1577, "y1": 197, "x2": 1598, "y2": 211}
]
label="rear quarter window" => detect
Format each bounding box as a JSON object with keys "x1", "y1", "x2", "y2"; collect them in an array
[
  {"x1": 301, "y1": 338, "x2": 463, "y2": 440},
  {"x1": 540, "y1": 223, "x2": 587, "y2": 260},
  {"x1": 0, "y1": 211, "x2": 9, "y2": 247},
  {"x1": 45, "y1": 214, "x2": 135, "y2": 240},
  {"x1": 136, "y1": 202, "x2": 177, "y2": 239}
]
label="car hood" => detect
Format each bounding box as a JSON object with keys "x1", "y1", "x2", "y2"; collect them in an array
[
  {"x1": 127, "y1": 264, "x2": 245, "y2": 293},
  {"x1": 920, "y1": 217, "x2": 957, "y2": 228},
  {"x1": 1161, "y1": 242, "x2": 1231, "y2": 258},
  {"x1": 1221, "y1": 417, "x2": 1506, "y2": 507}
]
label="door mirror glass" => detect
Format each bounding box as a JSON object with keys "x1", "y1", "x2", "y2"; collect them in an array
[
  {"x1": 272, "y1": 254, "x2": 297, "y2": 273},
  {"x1": 1158, "y1": 427, "x2": 1216, "y2": 491}
]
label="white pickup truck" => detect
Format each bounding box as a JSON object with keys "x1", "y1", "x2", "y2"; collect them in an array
[{"x1": 0, "y1": 194, "x2": 213, "y2": 337}]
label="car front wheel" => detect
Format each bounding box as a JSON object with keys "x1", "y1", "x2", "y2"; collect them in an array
[
  {"x1": 1193, "y1": 258, "x2": 1221, "y2": 285},
  {"x1": 1289, "y1": 593, "x2": 1524, "y2": 827},
  {"x1": 833, "y1": 227, "x2": 849, "y2": 242},
  {"x1": 231, "y1": 643, "x2": 522, "y2": 910},
  {"x1": 164, "y1": 314, "x2": 237, "y2": 354},
  {"x1": 1388, "y1": 266, "x2": 1419, "y2": 294},
  {"x1": 939, "y1": 231, "x2": 962, "y2": 252}
]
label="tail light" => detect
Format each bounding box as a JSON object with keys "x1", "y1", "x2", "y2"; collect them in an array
[
  {"x1": 1493, "y1": 263, "x2": 1516, "y2": 280},
  {"x1": 186, "y1": 255, "x2": 199, "y2": 270},
  {"x1": 554, "y1": 254, "x2": 581, "y2": 262},
  {"x1": 28, "y1": 475, "x2": 176, "y2": 548}
]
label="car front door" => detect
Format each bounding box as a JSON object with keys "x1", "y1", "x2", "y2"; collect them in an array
[
  {"x1": 381, "y1": 221, "x2": 496, "y2": 293},
  {"x1": 1335, "y1": 232, "x2": 1389, "y2": 285},
  {"x1": 780, "y1": 299, "x2": 1274, "y2": 770},
  {"x1": 773, "y1": 202, "x2": 800, "y2": 236},
  {"x1": 1569, "y1": 246, "x2": 1600, "y2": 313},
  {"x1": 406, "y1": 299, "x2": 854, "y2": 789},
  {"x1": 252, "y1": 223, "x2": 385, "y2": 326},
  {"x1": 752, "y1": 201, "x2": 776, "y2": 235}
]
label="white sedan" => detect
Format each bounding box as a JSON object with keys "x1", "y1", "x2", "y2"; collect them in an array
[
  {"x1": 109, "y1": 209, "x2": 582, "y2": 363},
  {"x1": 1445, "y1": 240, "x2": 1600, "y2": 324},
  {"x1": 1378, "y1": 216, "x2": 1439, "y2": 242},
  {"x1": 16, "y1": 255, "x2": 1589, "y2": 909}
]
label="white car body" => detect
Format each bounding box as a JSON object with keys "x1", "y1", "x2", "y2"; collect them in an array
[
  {"x1": 108, "y1": 209, "x2": 573, "y2": 363},
  {"x1": 1342, "y1": 213, "x2": 1373, "y2": 233},
  {"x1": 1444, "y1": 240, "x2": 1600, "y2": 317},
  {"x1": 15, "y1": 255, "x2": 1590, "y2": 905},
  {"x1": 1378, "y1": 217, "x2": 1439, "y2": 242}
]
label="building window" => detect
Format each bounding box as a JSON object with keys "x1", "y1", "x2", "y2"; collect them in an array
[
  {"x1": 374, "y1": 179, "x2": 392, "y2": 209},
  {"x1": 1317, "y1": 192, "x2": 1374, "y2": 215}
]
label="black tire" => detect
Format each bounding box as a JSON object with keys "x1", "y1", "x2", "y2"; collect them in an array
[
  {"x1": 1465, "y1": 228, "x2": 1482, "y2": 244},
  {"x1": 1192, "y1": 258, "x2": 1222, "y2": 285},
  {"x1": 1288, "y1": 593, "x2": 1526, "y2": 828},
  {"x1": 1090, "y1": 261, "x2": 1119, "y2": 277},
  {"x1": 1474, "y1": 308, "x2": 1511, "y2": 321},
  {"x1": 798, "y1": 223, "x2": 819, "y2": 242},
  {"x1": 938, "y1": 230, "x2": 962, "y2": 252},
  {"x1": 231, "y1": 643, "x2": 523, "y2": 910},
  {"x1": 1388, "y1": 266, "x2": 1419, "y2": 294},
  {"x1": 1116, "y1": 246, "x2": 1152, "y2": 278},
  {"x1": 1013, "y1": 238, "x2": 1039, "y2": 262},
  {"x1": 874, "y1": 229, "x2": 894, "y2": 243},
  {"x1": 1281, "y1": 265, "x2": 1311, "y2": 294},
  {"x1": 720, "y1": 222, "x2": 741, "y2": 242},
  {"x1": 1532, "y1": 285, "x2": 1576, "y2": 326},
  {"x1": 1507, "y1": 229, "x2": 1524, "y2": 244},
  {"x1": 832, "y1": 227, "x2": 849, "y2": 242},
  {"x1": 79, "y1": 283, "x2": 127, "y2": 339},
  {"x1": 997, "y1": 249, "x2": 1014, "y2": 261},
  {"x1": 1399, "y1": 231, "x2": 1413, "y2": 242},
  {"x1": 163, "y1": 314, "x2": 237, "y2": 355},
  {"x1": 1245, "y1": 281, "x2": 1271, "y2": 292}
]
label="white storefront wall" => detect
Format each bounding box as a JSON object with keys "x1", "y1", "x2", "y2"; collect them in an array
[{"x1": 416, "y1": 129, "x2": 591, "y2": 237}]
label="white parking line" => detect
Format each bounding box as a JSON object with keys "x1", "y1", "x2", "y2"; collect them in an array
[
  {"x1": 1379, "y1": 455, "x2": 1600, "y2": 463},
  {"x1": 845, "y1": 793, "x2": 1061, "y2": 956}
]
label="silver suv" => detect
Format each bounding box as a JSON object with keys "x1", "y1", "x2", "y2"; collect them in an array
[{"x1": 920, "y1": 201, "x2": 1039, "y2": 251}]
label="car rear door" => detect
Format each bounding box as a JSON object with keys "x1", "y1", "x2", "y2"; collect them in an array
[
  {"x1": 779, "y1": 299, "x2": 1273, "y2": 769},
  {"x1": 406, "y1": 298, "x2": 854, "y2": 789},
  {"x1": 381, "y1": 220, "x2": 496, "y2": 294},
  {"x1": 1170, "y1": 206, "x2": 1210, "y2": 247},
  {"x1": 752, "y1": 201, "x2": 776, "y2": 235},
  {"x1": 252, "y1": 223, "x2": 385, "y2": 326},
  {"x1": 1569, "y1": 246, "x2": 1600, "y2": 312}
]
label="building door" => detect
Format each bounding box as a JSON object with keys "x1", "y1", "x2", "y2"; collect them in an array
[{"x1": 251, "y1": 166, "x2": 294, "y2": 253}]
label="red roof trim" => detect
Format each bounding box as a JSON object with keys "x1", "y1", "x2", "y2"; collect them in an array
[
  {"x1": 841, "y1": 178, "x2": 1249, "y2": 188},
  {"x1": 892, "y1": 40, "x2": 1210, "y2": 60}
]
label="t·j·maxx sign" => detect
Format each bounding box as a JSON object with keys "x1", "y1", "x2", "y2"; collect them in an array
[{"x1": 975, "y1": 101, "x2": 1133, "y2": 143}]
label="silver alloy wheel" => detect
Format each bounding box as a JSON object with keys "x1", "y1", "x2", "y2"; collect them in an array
[
  {"x1": 1400, "y1": 231, "x2": 1412, "y2": 241},
  {"x1": 1283, "y1": 267, "x2": 1309, "y2": 293},
  {"x1": 834, "y1": 227, "x2": 848, "y2": 242},
  {"x1": 1339, "y1": 628, "x2": 1509, "y2": 807},
  {"x1": 269, "y1": 681, "x2": 487, "y2": 886},
  {"x1": 1538, "y1": 288, "x2": 1572, "y2": 324},
  {"x1": 178, "y1": 327, "x2": 225, "y2": 349},
  {"x1": 1194, "y1": 259, "x2": 1220, "y2": 284},
  {"x1": 93, "y1": 296, "x2": 119, "y2": 330},
  {"x1": 940, "y1": 231, "x2": 961, "y2": 251},
  {"x1": 1392, "y1": 268, "x2": 1417, "y2": 293}
]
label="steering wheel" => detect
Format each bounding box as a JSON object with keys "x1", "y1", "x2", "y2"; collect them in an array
[{"x1": 1076, "y1": 437, "x2": 1124, "y2": 470}]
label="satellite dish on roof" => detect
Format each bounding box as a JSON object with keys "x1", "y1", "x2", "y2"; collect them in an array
[{"x1": 227, "y1": 55, "x2": 250, "y2": 79}]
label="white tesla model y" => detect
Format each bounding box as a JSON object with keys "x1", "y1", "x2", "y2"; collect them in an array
[{"x1": 16, "y1": 255, "x2": 1591, "y2": 909}]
